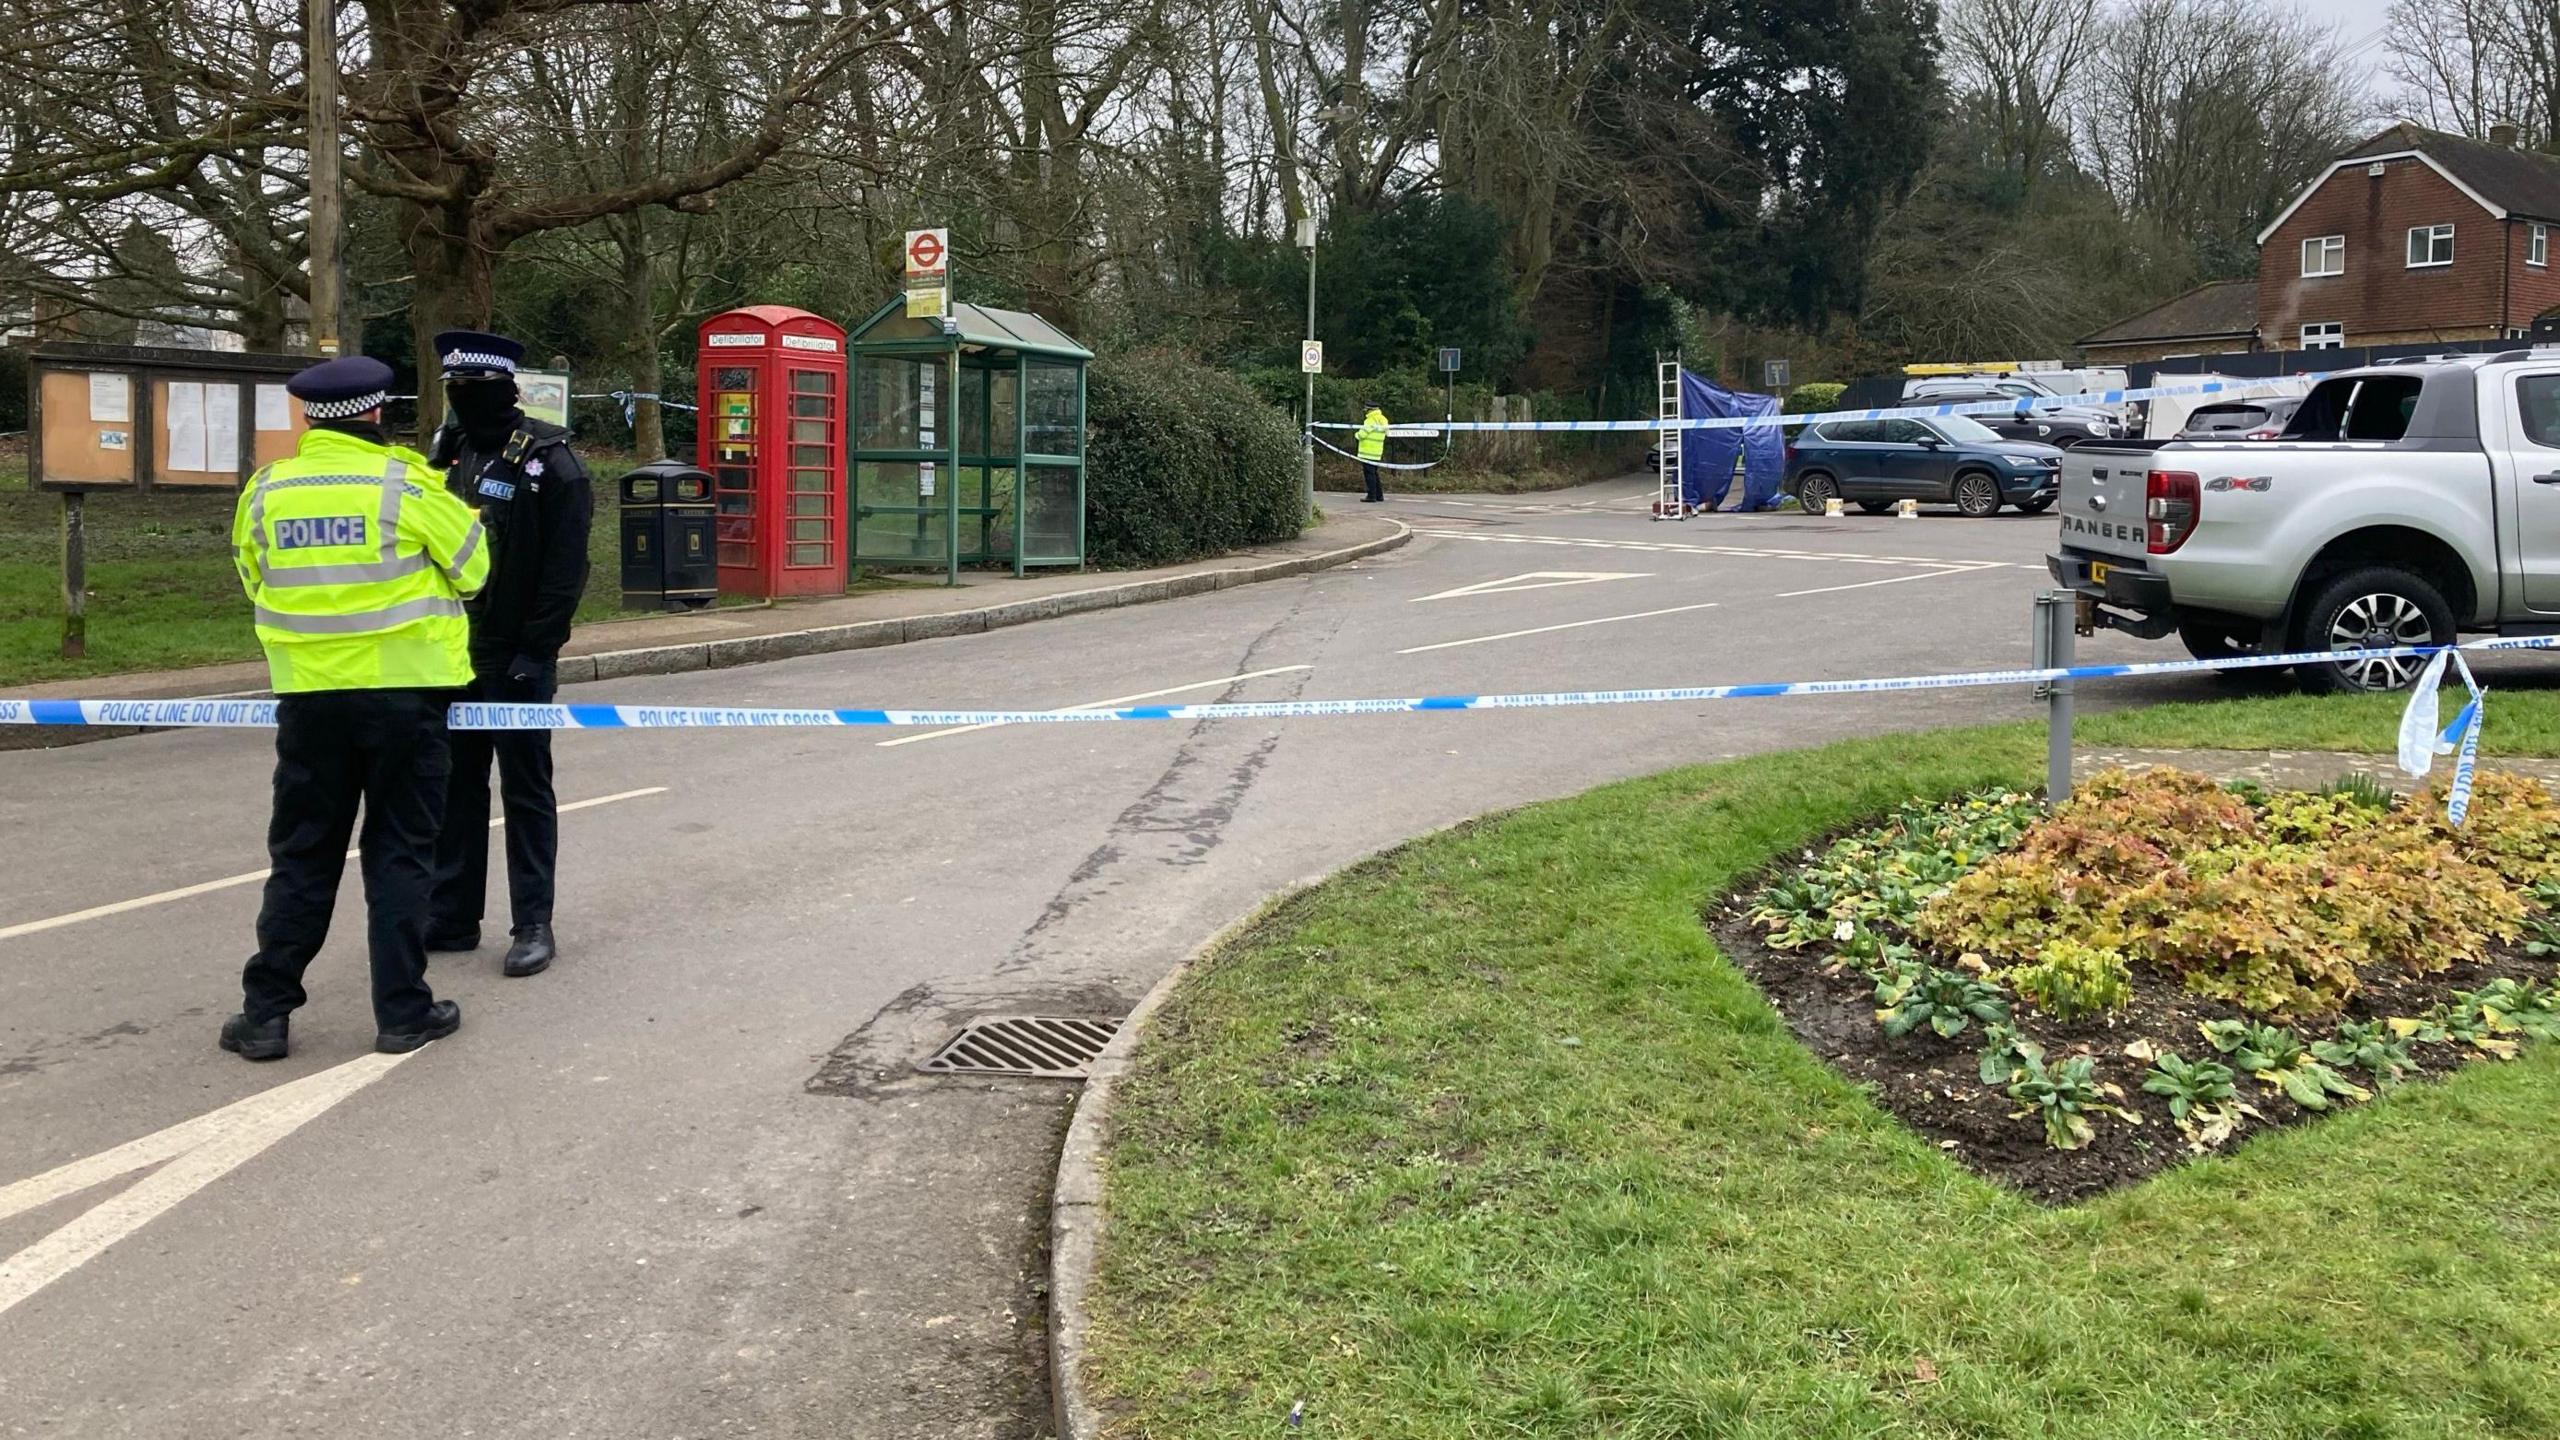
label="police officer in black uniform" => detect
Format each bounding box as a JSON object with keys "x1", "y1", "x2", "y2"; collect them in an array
[{"x1": 425, "y1": 330, "x2": 595, "y2": 978}]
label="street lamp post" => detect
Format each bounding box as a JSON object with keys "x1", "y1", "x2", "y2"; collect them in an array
[{"x1": 1297, "y1": 214, "x2": 1318, "y2": 522}]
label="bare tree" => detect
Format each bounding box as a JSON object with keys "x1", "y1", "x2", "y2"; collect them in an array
[
  {"x1": 2387, "y1": 0, "x2": 2558, "y2": 144},
  {"x1": 2078, "y1": 0, "x2": 2367, "y2": 276},
  {"x1": 1943, "y1": 0, "x2": 2099, "y2": 191}
]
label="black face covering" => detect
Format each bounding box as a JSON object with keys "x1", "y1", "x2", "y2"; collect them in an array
[{"x1": 446, "y1": 377, "x2": 522, "y2": 445}]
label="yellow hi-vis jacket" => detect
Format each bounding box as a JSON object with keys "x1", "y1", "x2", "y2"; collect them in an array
[
  {"x1": 232, "y1": 427, "x2": 490, "y2": 693},
  {"x1": 1357, "y1": 408, "x2": 1390, "y2": 461}
]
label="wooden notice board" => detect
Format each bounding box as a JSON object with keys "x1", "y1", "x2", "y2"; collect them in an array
[{"x1": 29, "y1": 343, "x2": 316, "y2": 493}]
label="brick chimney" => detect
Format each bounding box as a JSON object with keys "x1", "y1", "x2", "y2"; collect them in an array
[{"x1": 2492, "y1": 122, "x2": 2521, "y2": 148}]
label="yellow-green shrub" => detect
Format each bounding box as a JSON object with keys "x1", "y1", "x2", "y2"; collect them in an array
[
  {"x1": 2006, "y1": 940, "x2": 2134, "y2": 1021},
  {"x1": 2425, "y1": 771, "x2": 2560, "y2": 888},
  {"x1": 1921, "y1": 768, "x2": 2529, "y2": 1020}
]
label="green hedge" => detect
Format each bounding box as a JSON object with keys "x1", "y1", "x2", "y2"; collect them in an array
[
  {"x1": 1785, "y1": 381, "x2": 1846, "y2": 416},
  {"x1": 1085, "y1": 353, "x2": 1303, "y2": 568},
  {"x1": 1238, "y1": 366, "x2": 1489, "y2": 431}
]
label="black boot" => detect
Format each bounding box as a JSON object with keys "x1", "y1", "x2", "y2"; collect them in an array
[
  {"x1": 219, "y1": 1012, "x2": 289, "y2": 1061},
  {"x1": 424, "y1": 926, "x2": 481, "y2": 953},
  {"x1": 502, "y1": 924, "x2": 557, "y2": 979},
  {"x1": 376, "y1": 1000, "x2": 462, "y2": 1054}
]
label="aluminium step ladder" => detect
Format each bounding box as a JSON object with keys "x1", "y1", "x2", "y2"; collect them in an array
[{"x1": 1654, "y1": 358, "x2": 1684, "y2": 520}]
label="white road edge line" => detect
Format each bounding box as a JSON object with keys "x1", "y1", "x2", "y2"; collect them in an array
[
  {"x1": 1396, "y1": 600, "x2": 1724, "y2": 655},
  {"x1": 0, "y1": 1050, "x2": 415, "y2": 1319},
  {"x1": 0, "y1": 788, "x2": 669, "y2": 943},
  {"x1": 1773, "y1": 564, "x2": 2005, "y2": 599},
  {"x1": 876, "y1": 665, "x2": 1314, "y2": 747}
]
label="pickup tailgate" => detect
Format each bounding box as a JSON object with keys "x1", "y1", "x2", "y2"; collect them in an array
[{"x1": 2055, "y1": 442, "x2": 2170, "y2": 559}]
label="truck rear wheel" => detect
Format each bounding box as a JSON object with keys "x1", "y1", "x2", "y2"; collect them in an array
[{"x1": 2294, "y1": 567, "x2": 2456, "y2": 694}]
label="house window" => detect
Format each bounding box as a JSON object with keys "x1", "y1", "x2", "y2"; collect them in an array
[
  {"x1": 2533, "y1": 223, "x2": 2550, "y2": 267},
  {"x1": 2407, "y1": 223, "x2": 2456, "y2": 267},
  {"x1": 2301, "y1": 322, "x2": 2345, "y2": 350},
  {"x1": 2301, "y1": 234, "x2": 2345, "y2": 277}
]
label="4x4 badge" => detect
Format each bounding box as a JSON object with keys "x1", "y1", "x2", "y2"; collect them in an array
[{"x1": 2205, "y1": 475, "x2": 2273, "y2": 492}]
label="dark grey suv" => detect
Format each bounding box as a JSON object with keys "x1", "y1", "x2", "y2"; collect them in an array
[{"x1": 1784, "y1": 415, "x2": 2064, "y2": 517}]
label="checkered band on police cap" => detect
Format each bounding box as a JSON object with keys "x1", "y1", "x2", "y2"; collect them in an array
[
  {"x1": 301, "y1": 390, "x2": 389, "y2": 420},
  {"x1": 434, "y1": 328, "x2": 525, "y2": 378},
  {"x1": 286, "y1": 355, "x2": 396, "y2": 421}
]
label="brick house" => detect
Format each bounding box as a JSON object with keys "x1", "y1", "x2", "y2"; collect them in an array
[{"x1": 2254, "y1": 122, "x2": 2560, "y2": 351}]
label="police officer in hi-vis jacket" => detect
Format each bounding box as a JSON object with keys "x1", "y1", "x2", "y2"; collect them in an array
[{"x1": 221, "y1": 355, "x2": 489, "y2": 1061}]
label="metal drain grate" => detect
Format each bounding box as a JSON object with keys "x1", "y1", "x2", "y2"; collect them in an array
[{"x1": 918, "y1": 1016, "x2": 1123, "y2": 1079}]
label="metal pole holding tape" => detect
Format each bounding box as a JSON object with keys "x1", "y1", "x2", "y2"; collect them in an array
[{"x1": 2032, "y1": 590, "x2": 2075, "y2": 802}]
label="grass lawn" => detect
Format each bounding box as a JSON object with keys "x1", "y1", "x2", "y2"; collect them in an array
[
  {"x1": 0, "y1": 458, "x2": 773, "y2": 687},
  {"x1": 1091, "y1": 714, "x2": 2560, "y2": 1439},
  {"x1": 2079, "y1": 681, "x2": 2560, "y2": 758}
]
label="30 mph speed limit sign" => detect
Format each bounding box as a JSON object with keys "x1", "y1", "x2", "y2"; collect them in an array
[
  {"x1": 905, "y1": 227, "x2": 949, "y2": 319},
  {"x1": 1301, "y1": 340, "x2": 1323, "y2": 374}
]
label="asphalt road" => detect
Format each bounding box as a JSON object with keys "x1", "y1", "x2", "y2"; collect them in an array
[{"x1": 0, "y1": 478, "x2": 2431, "y2": 1436}]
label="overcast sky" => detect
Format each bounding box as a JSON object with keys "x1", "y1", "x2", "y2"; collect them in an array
[{"x1": 2325, "y1": 0, "x2": 2401, "y2": 105}]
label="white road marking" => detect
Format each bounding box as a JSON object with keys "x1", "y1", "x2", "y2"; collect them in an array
[
  {"x1": 0, "y1": 788, "x2": 668, "y2": 943},
  {"x1": 1416, "y1": 529, "x2": 2033, "y2": 569},
  {"x1": 876, "y1": 665, "x2": 1314, "y2": 747},
  {"x1": 1412, "y1": 571, "x2": 1650, "y2": 603},
  {"x1": 1396, "y1": 601, "x2": 1723, "y2": 654},
  {"x1": 1774, "y1": 564, "x2": 2008, "y2": 599},
  {"x1": 0, "y1": 1051, "x2": 414, "y2": 1318}
]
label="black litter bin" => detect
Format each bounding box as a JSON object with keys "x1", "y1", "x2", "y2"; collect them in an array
[{"x1": 619, "y1": 460, "x2": 718, "y2": 610}]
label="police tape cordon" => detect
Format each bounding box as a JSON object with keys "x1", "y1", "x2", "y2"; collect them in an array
[{"x1": 3, "y1": 636, "x2": 2552, "y2": 733}]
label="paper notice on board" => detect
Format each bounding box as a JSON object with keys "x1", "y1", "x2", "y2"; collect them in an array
[
  {"x1": 90, "y1": 372, "x2": 131, "y2": 423},
  {"x1": 203, "y1": 383, "x2": 241, "y2": 471},
  {"x1": 255, "y1": 383, "x2": 292, "y2": 431},
  {"x1": 919, "y1": 462, "x2": 936, "y2": 498},
  {"x1": 166, "y1": 382, "x2": 208, "y2": 470}
]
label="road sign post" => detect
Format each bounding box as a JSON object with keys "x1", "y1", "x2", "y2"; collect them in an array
[
  {"x1": 1764, "y1": 358, "x2": 1790, "y2": 392},
  {"x1": 904, "y1": 228, "x2": 949, "y2": 319}
]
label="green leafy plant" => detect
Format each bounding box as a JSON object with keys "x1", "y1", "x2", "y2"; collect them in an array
[
  {"x1": 1875, "y1": 964, "x2": 2010, "y2": 1040},
  {"x1": 2199, "y1": 1020, "x2": 2371, "y2": 1110},
  {"x1": 2466, "y1": 978, "x2": 2560, "y2": 1040},
  {"x1": 2140, "y1": 1051, "x2": 2258, "y2": 1149},
  {"x1": 2524, "y1": 910, "x2": 2560, "y2": 959},
  {"x1": 2320, "y1": 772, "x2": 2398, "y2": 812},
  {"x1": 2005, "y1": 940, "x2": 2134, "y2": 1022},
  {"x1": 1977, "y1": 1022, "x2": 2044, "y2": 1087},
  {"x1": 2310, "y1": 1020, "x2": 2419, "y2": 1085},
  {"x1": 1753, "y1": 789, "x2": 2041, "y2": 949},
  {"x1": 2007, "y1": 1055, "x2": 2140, "y2": 1151}
]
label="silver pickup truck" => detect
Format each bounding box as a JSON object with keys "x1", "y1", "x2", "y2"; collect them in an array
[{"x1": 2048, "y1": 355, "x2": 2560, "y2": 691}]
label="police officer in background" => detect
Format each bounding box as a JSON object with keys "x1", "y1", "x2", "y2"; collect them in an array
[
  {"x1": 425, "y1": 330, "x2": 595, "y2": 979},
  {"x1": 221, "y1": 356, "x2": 489, "y2": 1061}
]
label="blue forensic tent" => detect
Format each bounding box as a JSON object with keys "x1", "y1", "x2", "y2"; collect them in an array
[{"x1": 1678, "y1": 371, "x2": 1786, "y2": 511}]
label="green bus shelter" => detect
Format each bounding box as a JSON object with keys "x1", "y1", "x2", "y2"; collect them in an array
[{"x1": 847, "y1": 298, "x2": 1092, "y2": 582}]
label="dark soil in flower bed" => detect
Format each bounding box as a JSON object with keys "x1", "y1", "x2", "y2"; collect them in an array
[{"x1": 1711, "y1": 895, "x2": 2549, "y2": 1204}]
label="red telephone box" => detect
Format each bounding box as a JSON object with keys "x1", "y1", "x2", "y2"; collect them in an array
[{"x1": 696, "y1": 305, "x2": 848, "y2": 598}]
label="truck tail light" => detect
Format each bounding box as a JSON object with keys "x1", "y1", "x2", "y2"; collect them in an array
[{"x1": 2146, "y1": 470, "x2": 2200, "y2": 554}]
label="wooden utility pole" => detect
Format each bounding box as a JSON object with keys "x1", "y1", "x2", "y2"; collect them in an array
[{"x1": 305, "y1": 0, "x2": 342, "y2": 357}]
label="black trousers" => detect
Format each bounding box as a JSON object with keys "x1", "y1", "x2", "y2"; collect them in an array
[
  {"x1": 1362, "y1": 462, "x2": 1384, "y2": 501},
  {"x1": 241, "y1": 689, "x2": 451, "y2": 1032},
  {"x1": 431, "y1": 663, "x2": 558, "y2": 936}
]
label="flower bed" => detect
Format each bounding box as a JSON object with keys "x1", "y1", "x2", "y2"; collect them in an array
[{"x1": 1725, "y1": 768, "x2": 2560, "y2": 1201}]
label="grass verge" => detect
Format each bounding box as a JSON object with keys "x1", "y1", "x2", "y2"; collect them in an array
[
  {"x1": 0, "y1": 460, "x2": 875, "y2": 687},
  {"x1": 2079, "y1": 683, "x2": 2560, "y2": 758},
  {"x1": 1091, "y1": 719, "x2": 2560, "y2": 1439}
]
